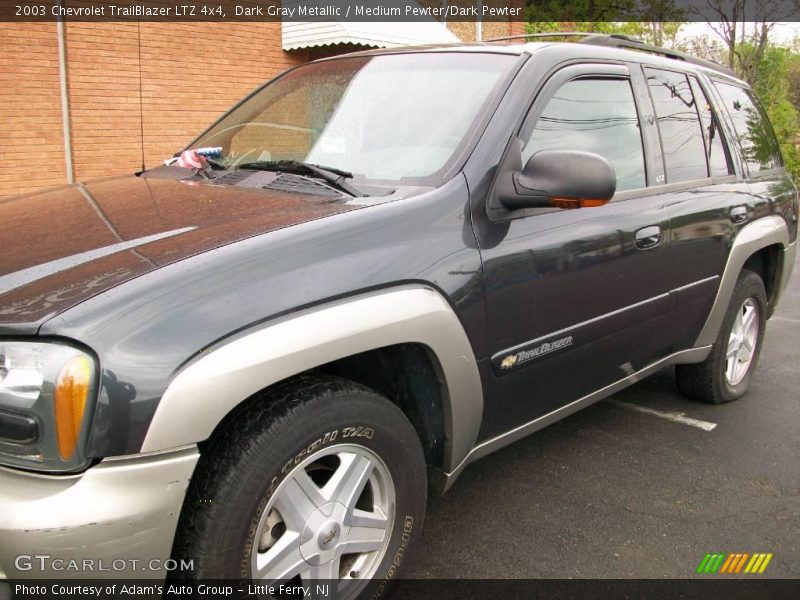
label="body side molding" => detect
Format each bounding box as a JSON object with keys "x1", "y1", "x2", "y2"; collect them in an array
[
  {"x1": 434, "y1": 345, "x2": 711, "y2": 493},
  {"x1": 140, "y1": 285, "x2": 483, "y2": 472},
  {"x1": 489, "y1": 275, "x2": 719, "y2": 376},
  {"x1": 695, "y1": 215, "x2": 791, "y2": 347}
]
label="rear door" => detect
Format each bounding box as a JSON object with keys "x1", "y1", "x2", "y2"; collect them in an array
[
  {"x1": 710, "y1": 78, "x2": 796, "y2": 252},
  {"x1": 633, "y1": 66, "x2": 744, "y2": 354},
  {"x1": 475, "y1": 63, "x2": 677, "y2": 438}
]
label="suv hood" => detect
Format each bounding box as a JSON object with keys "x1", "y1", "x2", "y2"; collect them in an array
[{"x1": 0, "y1": 173, "x2": 358, "y2": 333}]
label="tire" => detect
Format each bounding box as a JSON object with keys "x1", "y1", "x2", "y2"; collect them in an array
[
  {"x1": 676, "y1": 269, "x2": 767, "y2": 404},
  {"x1": 173, "y1": 375, "x2": 427, "y2": 599}
]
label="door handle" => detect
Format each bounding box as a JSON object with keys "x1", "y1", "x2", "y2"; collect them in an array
[
  {"x1": 730, "y1": 205, "x2": 748, "y2": 224},
  {"x1": 635, "y1": 225, "x2": 661, "y2": 250}
]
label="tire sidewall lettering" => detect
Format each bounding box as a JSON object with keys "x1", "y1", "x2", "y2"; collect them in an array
[
  {"x1": 240, "y1": 424, "x2": 379, "y2": 577},
  {"x1": 371, "y1": 516, "x2": 414, "y2": 599}
]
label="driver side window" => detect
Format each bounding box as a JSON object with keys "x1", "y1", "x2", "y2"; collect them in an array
[{"x1": 520, "y1": 78, "x2": 646, "y2": 192}]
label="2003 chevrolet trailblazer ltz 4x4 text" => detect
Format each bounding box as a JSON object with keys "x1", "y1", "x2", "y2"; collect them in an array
[{"x1": 0, "y1": 34, "x2": 796, "y2": 597}]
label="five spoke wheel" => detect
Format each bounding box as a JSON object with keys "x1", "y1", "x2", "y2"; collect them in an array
[
  {"x1": 253, "y1": 444, "x2": 395, "y2": 599},
  {"x1": 675, "y1": 270, "x2": 766, "y2": 403},
  {"x1": 725, "y1": 298, "x2": 759, "y2": 386}
]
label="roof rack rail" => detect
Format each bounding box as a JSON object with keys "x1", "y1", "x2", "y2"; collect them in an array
[
  {"x1": 483, "y1": 32, "x2": 736, "y2": 78},
  {"x1": 579, "y1": 34, "x2": 735, "y2": 77},
  {"x1": 484, "y1": 32, "x2": 598, "y2": 43}
]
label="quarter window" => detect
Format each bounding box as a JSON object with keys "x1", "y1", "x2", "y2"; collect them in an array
[
  {"x1": 645, "y1": 68, "x2": 708, "y2": 183},
  {"x1": 688, "y1": 76, "x2": 732, "y2": 177},
  {"x1": 520, "y1": 78, "x2": 646, "y2": 192},
  {"x1": 714, "y1": 81, "x2": 782, "y2": 173}
]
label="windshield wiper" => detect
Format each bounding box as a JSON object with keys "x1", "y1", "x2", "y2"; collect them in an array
[
  {"x1": 205, "y1": 157, "x2": 228, "y2": 170},
  {"x1": 236, "y1": 160, "x2": 364, "y2": 197}
]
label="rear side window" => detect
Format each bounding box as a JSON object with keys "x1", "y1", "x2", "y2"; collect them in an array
[
  {"x1": 520, "y1": 78, "x2": 646, "y2": 192},
  {"x1": 645, "y1": 68, "x2": 707, "y2": 183},
  {"x1": 713, "y1": 81, "x2": 782, "y2": 174},
  {"x1": 688, "y1": 76, "x2": 732, "y2": 177}
]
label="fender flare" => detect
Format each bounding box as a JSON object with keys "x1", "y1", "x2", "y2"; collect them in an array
[
  {"x1": 694, "y1": 214, "x2": 791, "y2": 347},
  {"x1": 140, "y1": 285, "x2": 483, "y2": 472}
]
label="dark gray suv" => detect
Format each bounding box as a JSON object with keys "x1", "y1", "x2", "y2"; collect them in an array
[{"x1": 0, "y1": 34, "x2": 796, "y2": 597}]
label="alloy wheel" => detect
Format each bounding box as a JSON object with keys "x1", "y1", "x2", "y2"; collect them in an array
[
  {"x1": 725, "y1": 297, "x2": 759, "y2": 386},
  {"x1": 252, "y1": 443, "x2": 395, "y2": 599}
]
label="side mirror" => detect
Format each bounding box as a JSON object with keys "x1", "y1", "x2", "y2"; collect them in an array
[{"x1": 497, "y1": 150, "x2": 616, "y2": 210}]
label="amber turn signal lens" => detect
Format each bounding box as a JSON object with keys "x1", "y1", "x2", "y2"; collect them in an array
[
  {"x1": 54, "y1": 355, "x2": 92, "y2": 460},
  {"x1": 578, "y1": 198, "x2": 610, "y2": 208},
  {"x1": 551, "y1": 197, "x2": 611, "y2": 209},
  {"x1": 551, "y1": 198, "x2": 580, "y2": 209}
]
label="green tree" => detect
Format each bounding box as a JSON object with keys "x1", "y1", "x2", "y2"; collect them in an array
[
  {"x1": 520, "y1": 2, "x2": 799, "y2": 179},
  {"x1": 751, "y1": 44, "x2": 800, "y2": 180},
  {"x1": 694, "y1": 1, "x2": 797, "y2": 84},
  {"x1": 524, "y1": 0, "x2": 637, "y2": 33},
  {"x1": 524, "y1": 0, "x2": 684, "y2": 46}
]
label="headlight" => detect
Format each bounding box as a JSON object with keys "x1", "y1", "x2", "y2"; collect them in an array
[{"x1": 0, "y1": 341, "x2": 97, "y2": 472}]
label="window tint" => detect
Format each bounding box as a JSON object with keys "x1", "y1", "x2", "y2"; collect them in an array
[
  {"x1": 714, "y1": 81, "x2": 782, "y2": 173},
  {"x1": 688, "y1": 76, "x2": 732, "y2": 177},
  {"x1": 645, "y1": 68, "x2": 708, "y2": 182},
  {"x1": 521, "y1": 78, "x2": 646, "y2": 192}
]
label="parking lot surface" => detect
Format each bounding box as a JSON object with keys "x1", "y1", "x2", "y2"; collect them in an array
[{"x1": 405, "y1": 260, "x2": 800, "y2": 580}]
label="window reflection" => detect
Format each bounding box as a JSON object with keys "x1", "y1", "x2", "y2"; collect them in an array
[
  {"x1": 714, "y1": 82, "x2": 782, "y2": 174},
  {"x1": 646, "y1": 69, "x2": 708, "y2": 183},
  {"x1": 688, "y1": 76, "x2": 732, "y2": 177},
  {"x1": 521, "y1": 78, "x2": 646, "y2": 192}
]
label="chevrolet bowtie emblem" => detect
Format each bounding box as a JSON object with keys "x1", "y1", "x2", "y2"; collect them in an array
[{"x1": 500, "y1": 354, "x2": 518, "y2": 369}]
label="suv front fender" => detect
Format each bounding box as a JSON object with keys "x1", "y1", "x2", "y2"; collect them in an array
[{"x1": 140, "y1": 285, "x2": 483, "y2": 472}]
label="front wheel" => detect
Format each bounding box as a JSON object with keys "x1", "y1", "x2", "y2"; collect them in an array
[
  {"x1": 173, "y1": 376, "x2": 427, "y2": 599},
  {"x1": 677, "y1": 269, "x2": 767, "y2": 404}
]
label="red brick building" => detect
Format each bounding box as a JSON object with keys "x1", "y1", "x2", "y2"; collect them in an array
[{"x1": 1, "y1": 13, "x2": 524, "y2": 198}]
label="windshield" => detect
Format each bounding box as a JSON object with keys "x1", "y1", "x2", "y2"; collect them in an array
[{"x1": 189, "y1": 52, "x2": 517, "y2": 184}]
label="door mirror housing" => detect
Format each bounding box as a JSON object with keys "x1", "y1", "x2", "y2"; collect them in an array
[{"x1": 497, "y1": 150, "x2": 616, "y2": 210}]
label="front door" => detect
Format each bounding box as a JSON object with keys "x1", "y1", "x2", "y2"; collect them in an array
[{"x1": 474, "y1": 64, "x2": 677, "y2": 439}]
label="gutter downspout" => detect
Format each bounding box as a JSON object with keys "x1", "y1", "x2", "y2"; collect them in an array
[
  {"x1": 475, "y1": 0, "x2": 482, "y2": 41},
  {"x1": 56, "y1": 1, "x2": 74, "y2": 184}
]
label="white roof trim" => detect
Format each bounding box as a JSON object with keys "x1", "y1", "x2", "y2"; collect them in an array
[{"x1": 281, "y1": 9, "x2": 459, "y2": 51}]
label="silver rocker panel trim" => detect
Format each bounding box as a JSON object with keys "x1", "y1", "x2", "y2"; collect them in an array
[{"x1": 439, "y1": 345, "x2": 712, "y2": 492}]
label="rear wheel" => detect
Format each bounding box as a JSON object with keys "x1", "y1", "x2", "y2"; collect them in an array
[
  {"x1": 677, "y1": 270, "x2": 767, "y2": 404},
  {"x1": 173, "y1": 376, "x2": 427, "y2": 599}
]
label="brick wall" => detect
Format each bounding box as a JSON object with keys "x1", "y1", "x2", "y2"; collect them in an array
[
  {"x1": 65, "y1": 22, "x2": 146, "y2": 182},
  {"x1": 1, "y1": 18, "x2": 520, "y2": 199},
  {"x1": 510, "y1": 1, "x2": 526, "y2": 38},
  {"x1": 442, "y1": 0, "x2": 524, "y2": 42},
  {"x1": 0, "y1": 21, "x2": 307, "y2": 198},
  {"x1": 136, "y1": 22, "x2": 304, "y2": 167},
  {"x1": 0, "y1": 22, "x2": 67, "y2": 196}
]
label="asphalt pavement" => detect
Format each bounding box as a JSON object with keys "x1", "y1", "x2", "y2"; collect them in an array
[{"x1": 404, "y1": 258, "x2": 800, "y2": 581}]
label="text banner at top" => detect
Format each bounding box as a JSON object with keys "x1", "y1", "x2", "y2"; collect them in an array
[{"x1": 3, "y1": 0, "x2": 800, "y2": 23}]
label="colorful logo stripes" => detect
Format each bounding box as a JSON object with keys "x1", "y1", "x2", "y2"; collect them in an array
[{"x1": 697, "y1": 552, "x2": 773, "y2": 574}]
